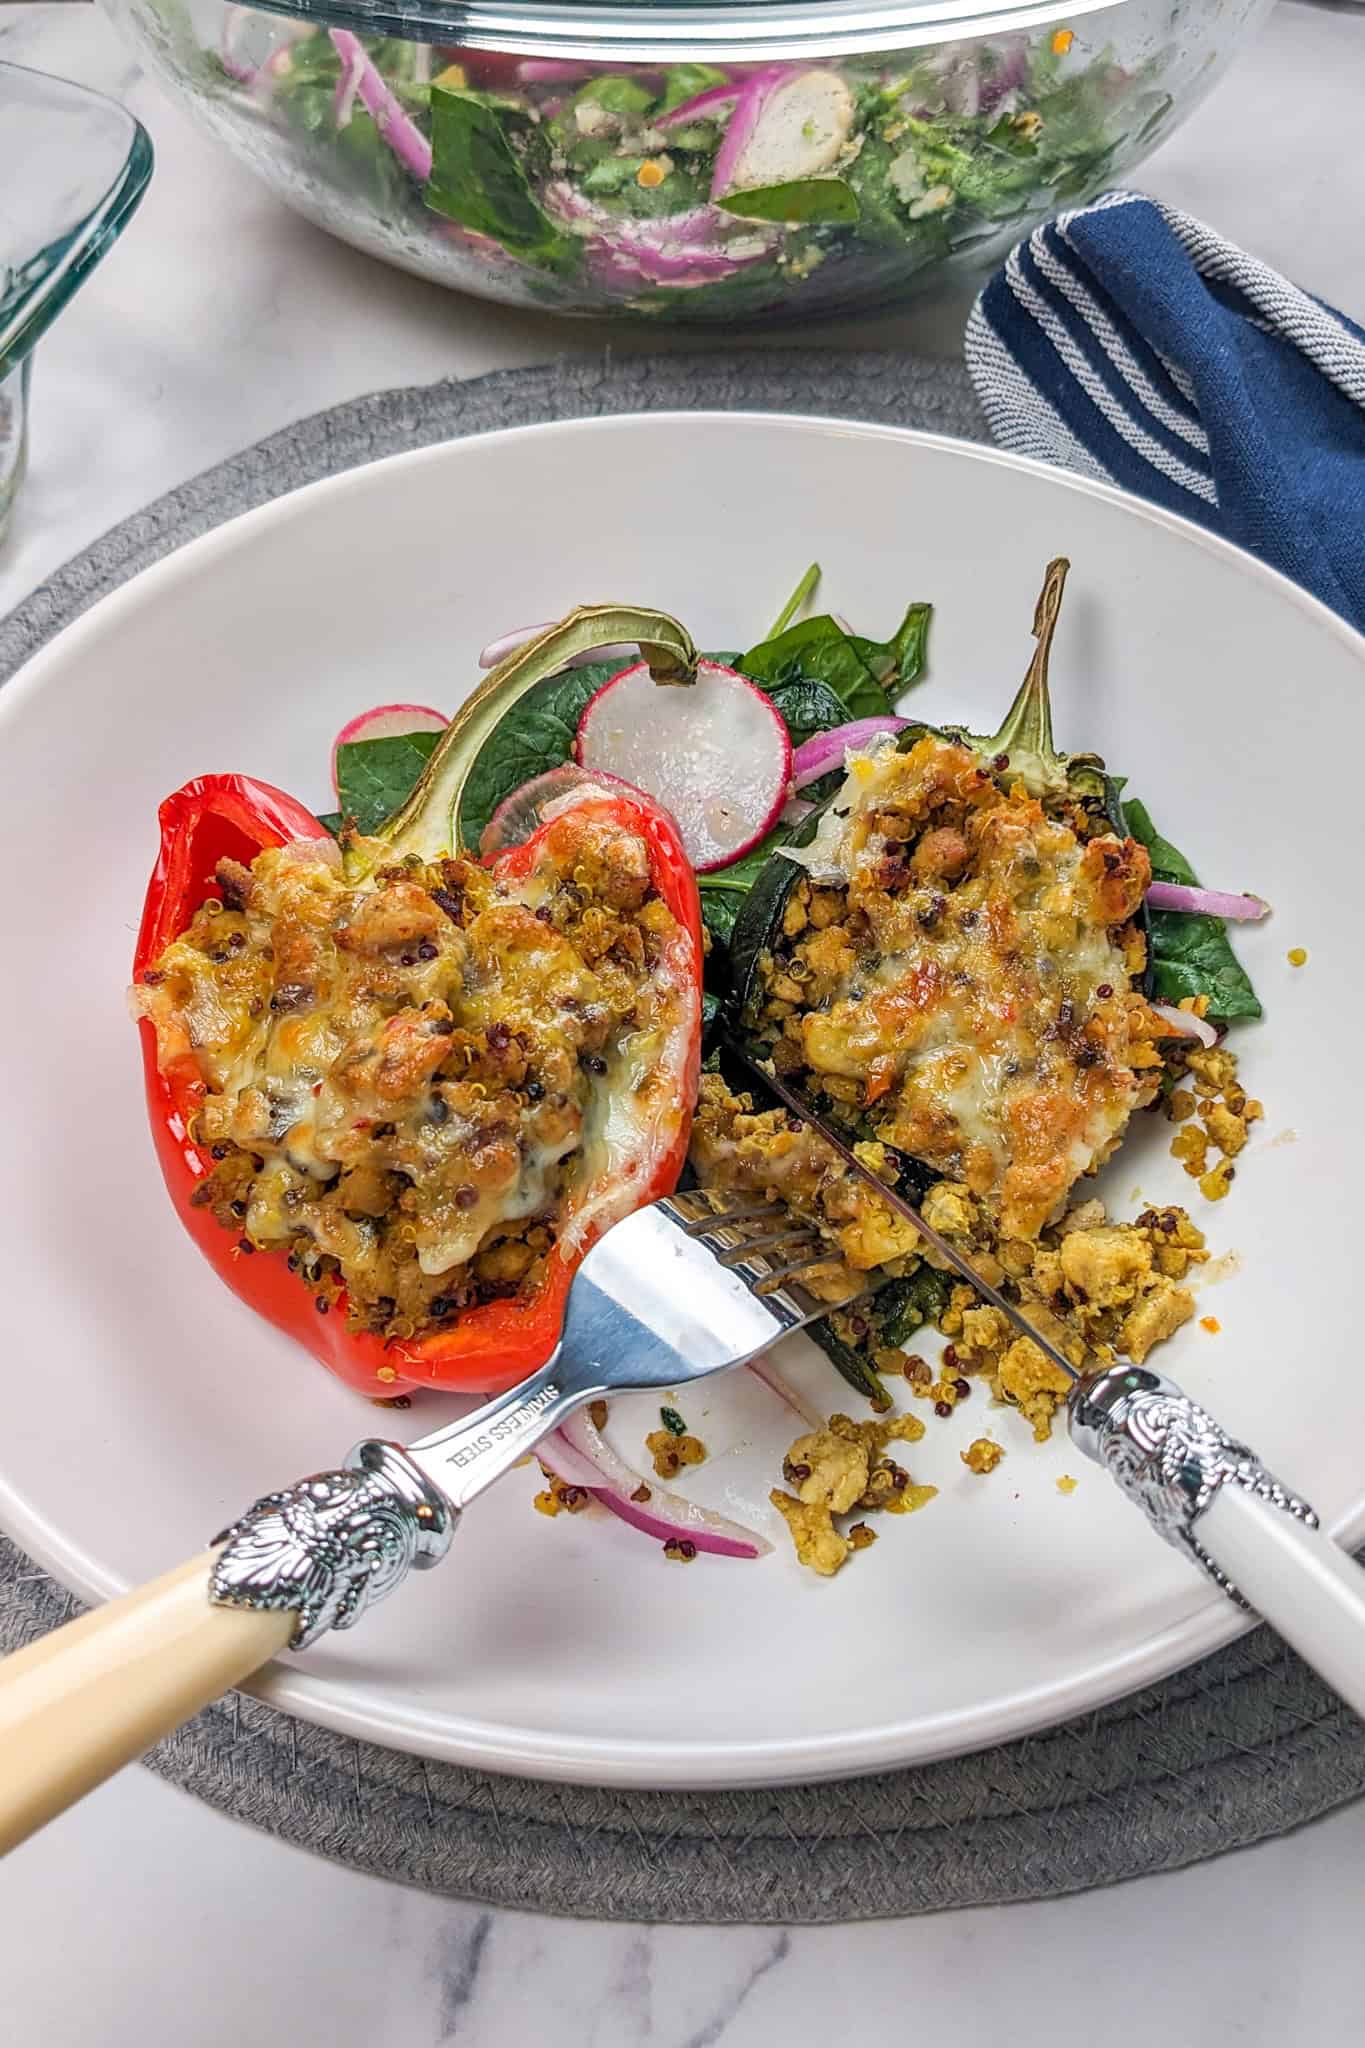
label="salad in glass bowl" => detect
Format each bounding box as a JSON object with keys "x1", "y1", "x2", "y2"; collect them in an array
[{"x1": 103, "y1": 0, "x2": 1271, "y2": 322}]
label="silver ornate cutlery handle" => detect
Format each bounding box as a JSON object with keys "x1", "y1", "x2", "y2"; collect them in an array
[
  {"x1": 209, "y1": 1354, "x2": 591, "y2": 1648},
  {"x1": 1072, "y1": 1365, "x2": 1365, "y2": 1716}
]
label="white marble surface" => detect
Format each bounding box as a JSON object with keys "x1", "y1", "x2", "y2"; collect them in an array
[{"x1": 4, "y1": 2, "x2": 1365, "y2": 2039}]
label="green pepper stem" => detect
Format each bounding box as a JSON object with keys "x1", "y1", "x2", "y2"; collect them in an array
[
  {"x1": 377, "y1": 605, "x2": 699, "y2": 861},
  {"x1": 986, "y1": 556, "x2": 1070, "y2": 795}
]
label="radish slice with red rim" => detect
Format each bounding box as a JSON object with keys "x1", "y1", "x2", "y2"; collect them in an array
[
  {"x1": 479, "y1": 763, "x2": 637, "y2": 857},
  {"x1": 576, "y1": 659, "x2": 791, "y2": 873},
  {"x1": 330, "y1": 703, "x2": 447, "y2": 799}
]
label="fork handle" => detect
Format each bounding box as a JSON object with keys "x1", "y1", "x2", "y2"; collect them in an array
[{"x1": 0, "y1": 1550, "x2": 292, "y2": 1856}]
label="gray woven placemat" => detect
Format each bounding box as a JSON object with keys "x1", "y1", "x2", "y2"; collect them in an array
[{"x1": 3, "y1": 351, "x2": 1362, "y2": 1923}]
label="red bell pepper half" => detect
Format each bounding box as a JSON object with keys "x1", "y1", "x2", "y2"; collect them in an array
[{"x1": 133, "y1": 608, "x2": 703, "y2": 1399}]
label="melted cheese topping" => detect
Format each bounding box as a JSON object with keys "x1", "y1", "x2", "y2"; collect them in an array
[
  {"x1": 765, "y1": 735, "x2": 1158, "y2": 1240},
  {"x1": 135, "y1": 807, "x2": 691, "y2": 1338}
]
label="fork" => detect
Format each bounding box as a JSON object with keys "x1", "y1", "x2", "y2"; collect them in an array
[
  {"x1": 0, "y1": 1190, "x2": 835, "y2": 1854},
  {"x1": 5, "y1": 1183, "x2": 1365, "y2": 1856}
]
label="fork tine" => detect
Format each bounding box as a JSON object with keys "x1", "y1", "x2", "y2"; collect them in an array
[
  {"x1": 678, "y1": 1197, "x2": 784, "y2": 1235},
  {"x1": 714, "y1": 1226, "x2": 823, "y2": 1266},
  {"x1": 751, "y1": 1243, "x2": 829, "y2": 1290}
]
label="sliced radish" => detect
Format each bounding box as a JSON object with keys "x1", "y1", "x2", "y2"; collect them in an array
[
  {"x1": 479, "y1": 763, "x2": 637, "y2": 857},
  {"x1": 330, "y1": 703, "x2": 447, "y2": 799},
  {"x1": 576, "y1": 660, "x2": 791, "y2": 873},
  {"x1": 718, "y1": 68, "x2": 856, "y2": 196}
]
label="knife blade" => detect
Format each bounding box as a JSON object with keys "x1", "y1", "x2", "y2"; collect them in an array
[{"x1": 722, "y1": 1037, "x2": 1081, "y2": 1385}]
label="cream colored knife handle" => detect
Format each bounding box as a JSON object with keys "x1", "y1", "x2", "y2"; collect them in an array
[{"x1": 0, "y1": 1550, "x2": 292, "y2": 1856}]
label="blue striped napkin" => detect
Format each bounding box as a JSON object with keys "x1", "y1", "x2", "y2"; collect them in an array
[{"x1": 964, "y1": 190, "x2": 1365, "y2": 634}]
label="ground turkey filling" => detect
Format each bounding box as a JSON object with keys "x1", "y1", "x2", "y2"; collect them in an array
[
  {"x1": 756, "y1": 734, "x2": 1165, "y2": 1238},
  {"x1": 690, "y1": 735, "x2": 1240, "y2": 1570},
  {"x1": 135, "y1": 813, "x2": 687, "y2": 1342}
]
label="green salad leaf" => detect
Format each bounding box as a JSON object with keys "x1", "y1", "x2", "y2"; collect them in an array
[
  {"x1": 455, "y1": 662, "x2": 619, "y2": 853},
  {"x1": 333, "y1": 729, "x2": 442, "y2": 836},
  {"x1": 850, "y1": 600, "x2": 933, "y2": 693},
  {"x1": 1124, "y1": 797, "x2": 1262, "y2": 1021},
  {"x1": 873, "y1": 1267, "x2": 953, "y2": 1349},
  {"x1": 661, "y1": 63, "x2": 727, "y2": 112},
  {"x1": 426, "y1": 87, "x2": 577, "y2": 270},
  {"x1": 739, "y1": 615, "x2": 890, "y2": 723},
  {"x1": 762, "y1": 676, "x2": 854, "y2": 750},
  {"x1": 696, "y1": 829, "x2": 789, "y2": 948},
  {"x1": 718, "y1": 179, "x2": 859, "y2": 226}
]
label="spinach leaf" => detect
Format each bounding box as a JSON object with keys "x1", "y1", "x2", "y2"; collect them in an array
[
  {"x1": 426, "y1": 88, "x2": 577, "y2": 271},
  {"x1": 334, "y1": 730, "x2": 441, "y2": 836},
  {"x1": 805, "y1": 1320, "x2": 893, "y2": 1411},
  {"x1": 661, "y1": 63, "x2": 727, "y2": 112},
  {"x1": 718, "y1": 178, "x2": 860, "y2": 226},
  {"x1": 697, "y1": 829, "x2": 790, "y2": 947},
  {"x1": 574, "y1": 75, "x2": 655, "y2": 116},
  {"x1": 1124, "y1": 797, "x2": 1262, "y2": 1021},
  {"x1": 316, "y1": 810, "x2": 343, "y2": 840},
  {"x1": 848, "y1": 600, "x2": 932, "y2": 694},
  {"x1": 874, "y1": 1267, "x2": 952, "y2": 1349},
  {"x1": 763, "y1": 676, "x2": 853, "y2": 749},
  {"x1": 740, "y1": 615, "x2": 889, "y2": 722},
  {"x1": 456, "y1": 662, "x2": 620, "y2": 852}
]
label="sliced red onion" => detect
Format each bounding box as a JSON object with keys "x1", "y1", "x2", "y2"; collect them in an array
[
  {"x1": 745, "y1": 1354, "x2": 824, "y2": 1431},
  {"x1": 1151, "y1": 1002, "x2": 1219, "y2": 1048},
  {"x1": 477, "y1": 621, "x2": 638, "y2": 672},
  {"x1": 327, "y1": 30, "x2": 432, "y2": 180},
  {"x1": 219, "y1": 6, "x2": 260, "y2": 83},
  {"x1": 656, "y1": 83, "x2": 741, "y2": 131},
  {"x1": 545, "y1": 186, "x2": 776, "y2": 291},
  {"x1": 333, "y1": 37, "x2": 367, "y2": 129},
  {"x1": 979, "y1": 37, "x2": 1030, "y2": 113},
  {"x1": 553, "y1": 1411, "x2": 771, "y2": 1558},
  {"x1": 534, "y1": 1429, "x2": 603, "y2": 1490},
  {"x1": 1146, "y1": 882, "x2": 1269, "y2": 922},
  {"x1": 791, "y1": 717, "x2": 908, "y2": 791},
  {"x1": 711, "y1": 67, "x2": 787, "y2": 197}
]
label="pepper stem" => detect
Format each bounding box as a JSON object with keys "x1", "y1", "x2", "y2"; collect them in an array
[
  {"x1": 377, "y1": 606, "x2": 699, "y2": 861},
  {"x1": 986, "y1": 557, "x2": 1070, "y2": 796}
]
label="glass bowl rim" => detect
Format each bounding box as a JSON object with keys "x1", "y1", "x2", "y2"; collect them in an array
[
  {"x1": 230, "y1": 0, "x2": 1128, "y2": 64},
  {"x1": 1, "y1": 59, "x2": 154, "y2": 376}
]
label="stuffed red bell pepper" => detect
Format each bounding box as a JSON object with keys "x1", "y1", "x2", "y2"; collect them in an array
[{"x1": 132, "y1": 609, "x2": 703, "y2": 1397}]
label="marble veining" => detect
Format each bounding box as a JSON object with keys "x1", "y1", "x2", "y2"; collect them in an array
[{"x1": 2, "y1": 5, "x2": 1365, "y2": 2044}]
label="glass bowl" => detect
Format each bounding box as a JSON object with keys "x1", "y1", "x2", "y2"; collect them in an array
[
  {"x1": 0, "y1": 62, "x2": 153, "y2": 540},
  {"x1": 102, "y1": 0, "x2": 1269, "y2": 325}
]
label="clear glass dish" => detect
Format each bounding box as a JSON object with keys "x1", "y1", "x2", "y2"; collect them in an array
[
  {"x1": 102, "y1": 0, "x2": 1269, "y2": 325},
  {"x1": 0, "y1": 61, "x2": 154, "y2": 541}
]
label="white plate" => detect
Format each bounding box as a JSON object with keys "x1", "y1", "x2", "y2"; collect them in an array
[{"x1": 0, "y1": 413, "x2": 1359, "y2": 1789}]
